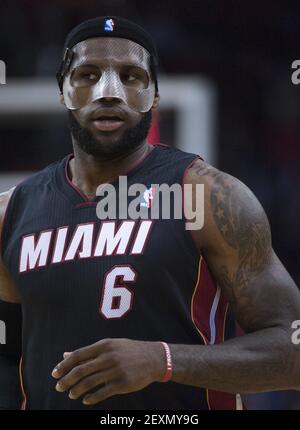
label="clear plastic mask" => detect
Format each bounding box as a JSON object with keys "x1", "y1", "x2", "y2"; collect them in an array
[{"x1": 62, "y1": 38, "x2": 156, "y2": 113}]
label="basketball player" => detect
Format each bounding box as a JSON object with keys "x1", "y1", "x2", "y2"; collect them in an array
[{"x1": 0, "y1": 16, "x2": 299, "y2": 410}]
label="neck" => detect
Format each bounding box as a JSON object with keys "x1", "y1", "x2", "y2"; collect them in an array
[{"x1": 68, "y1": 140, "x2": 152, "y2": 200}]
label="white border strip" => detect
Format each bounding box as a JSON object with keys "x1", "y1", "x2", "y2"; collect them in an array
[
  {"x1": 0, "y1": 76, "x2": 217, "y2": 164},
  {"x1": 209, "y1": 285, "x2": 221, "y2": 345}
]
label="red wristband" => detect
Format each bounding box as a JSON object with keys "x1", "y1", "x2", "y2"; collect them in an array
[{"x1": 160, "y1": 342, "x2": 173, "y2": 382}]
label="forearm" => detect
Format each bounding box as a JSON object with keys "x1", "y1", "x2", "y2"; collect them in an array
[{"x1": 169, "y1": 326, "x2": 300, "y2": 394}]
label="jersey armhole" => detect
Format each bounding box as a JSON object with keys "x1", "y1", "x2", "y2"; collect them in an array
[{"x1": 181, "y1": 155, "x2": 203, "y2": 257}]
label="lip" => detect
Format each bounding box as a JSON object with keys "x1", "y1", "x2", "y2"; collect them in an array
[
  {"x1": 91, "y1": 108, "x2": 126, "y2": 121},
  {"x1": 90, "y1": 108, "x2": 126, "y2": 132},
  {"x1": 92, "y1": 118, "x2": 125, "y2": 132}
]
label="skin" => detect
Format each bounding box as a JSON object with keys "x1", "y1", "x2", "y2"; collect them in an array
[
  {"x1": 1, "y1": 37, "x2": 300, "y2": 407},
  {"x1": 50, "y1": 162, "x2": 300, "y2": 405},
  {"x1": 0, "y1": 37, "x2": 160, "y2": 300},
  {"x1": 170, "y1": 161, "x2": 300, "y2": 394},
  {"x1": 61, "y1": 37, "x2": 160, "y2": 198}
]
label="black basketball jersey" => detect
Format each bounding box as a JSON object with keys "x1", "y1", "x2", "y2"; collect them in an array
[{"x1": 1, "y1": 144, "x2": 239, "y2": 410}]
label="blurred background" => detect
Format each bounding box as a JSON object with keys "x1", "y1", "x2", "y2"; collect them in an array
[{"x1": 0, "y1": 0, "x2": 299, "y2": 409}]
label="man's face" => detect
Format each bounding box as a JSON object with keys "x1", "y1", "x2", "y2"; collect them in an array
[{"x1": 61, "y1": 37, "x2": 159, "y2": 158}]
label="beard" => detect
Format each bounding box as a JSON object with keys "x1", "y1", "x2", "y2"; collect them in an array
[{"x1": 67, "y1": 109, "x2": 152, "y2": 160}]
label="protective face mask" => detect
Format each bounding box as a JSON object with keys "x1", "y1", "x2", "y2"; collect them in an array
[{"x1": 62, "y1": 38, "x2": 156, "y2": 113}]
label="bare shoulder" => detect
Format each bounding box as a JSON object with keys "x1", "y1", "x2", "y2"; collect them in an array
[
  {"x1": 185, "y1": 158, "x2": 268, "y2": 216},
  {"x1": 186, "y1": 158, "x2": 261, "y2": 199},
  {"x1": 0, "y1": 188, "x2": 21, "y2": 303},
  {"x1": 184, "y1": 158, "x2": 272, "y2": 263},
  {"x1": 185, "y1": 158, "x2": 220, "y2": 183}
]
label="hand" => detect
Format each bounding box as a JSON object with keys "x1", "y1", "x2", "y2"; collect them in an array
[{"x1": 51, "y1": 338, "x2": 166, "y2": 406}]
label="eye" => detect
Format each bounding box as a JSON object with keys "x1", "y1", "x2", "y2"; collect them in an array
[
  {"x1": 120, "y1": 67, "x2": 149, "y2": 89},
  {"x1": 70, "y1": 68, "x2": 100, "y2": 87},
  {"x1": 121, "y1": 73, "x2": 138, "y2": 83},
  {"x1": 81, "y1": 72, "x2": 98, "y2": 81}
]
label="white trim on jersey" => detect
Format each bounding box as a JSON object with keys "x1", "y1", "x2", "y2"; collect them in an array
[{"x1": 209, "y1": 285, "x2": 221, "y2": 345}]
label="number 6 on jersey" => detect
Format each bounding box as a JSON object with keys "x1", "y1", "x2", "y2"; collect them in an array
[{"x1": 99, "y1": 265, "x2": 137, "y2": 319}]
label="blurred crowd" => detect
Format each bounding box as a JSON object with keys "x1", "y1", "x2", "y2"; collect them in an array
[{"x1": 0, "y1": 0, "x2": 299, "y2": 409}]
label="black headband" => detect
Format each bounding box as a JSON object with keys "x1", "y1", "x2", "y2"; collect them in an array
[{"x1": 57, "y1": 16, "x2": 159, "y2": 92}]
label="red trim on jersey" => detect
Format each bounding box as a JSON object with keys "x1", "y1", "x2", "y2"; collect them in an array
[
  {"x1": 192, "y1": 258, "x2": 225, "y2": 343},
  {"x1": 191, "y1": 256, "x2": 208, "y2": 345},
  {"x1": 74, "y1": 202, "x2": 98, "y2": 208},
  {"x1": 207, "y1": 389, "x2": 237, "y2": 410},
  {"x1": 64, "y1": 154, "x2": 90, "y2": 202},
  {"x1": 192, "y1": 257, "x2": 237, "y2": 410},
  {"x1": 64, "y1": 145, "x2": 156, "y2": 203}
]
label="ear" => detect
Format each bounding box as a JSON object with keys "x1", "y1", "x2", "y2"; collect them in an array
[{"x1": 152, "y1": 92, "x2": 160, "y2": 110}]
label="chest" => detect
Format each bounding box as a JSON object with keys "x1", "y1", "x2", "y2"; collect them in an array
[{"x1": 5, "y1": 203, "x2": 197, "y2": 313}]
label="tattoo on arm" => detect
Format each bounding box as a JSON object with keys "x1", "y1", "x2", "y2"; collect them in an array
[
  {"x1": 210, "y1": 172, "x2": 272, "y2": 300},
  {"x1": 189, "y1": 161, "x2": 287, "y2": 331},
  {"x1": 174, "y1": 162, "x2": 300, "y2": 392}
]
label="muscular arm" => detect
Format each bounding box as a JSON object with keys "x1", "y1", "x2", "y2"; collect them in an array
[
  {"x1": 50, "y1": 161, "x2": 300, "y2": 405},
  {"x1": 0, "y1": 190, "x2": 22, "y2": 409},
  {"x1": 169, "y1": 160, "x2": 300, "y2": 393}
]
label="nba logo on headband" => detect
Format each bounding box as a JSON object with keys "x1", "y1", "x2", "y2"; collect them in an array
[{"x1": 104, "y1": 18, "x2": 115, "y2": 32}]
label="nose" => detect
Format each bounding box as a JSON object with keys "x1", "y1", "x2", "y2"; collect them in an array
[
  {"x1": 100, "y1": 96, "x2": 119, "y2": 102},
  {"x1": 96, "y1": 98, "x2": 122, "y2": 108},
  {"x1": 96, "y1": 96, "x2": 122, "y2": 105}
]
